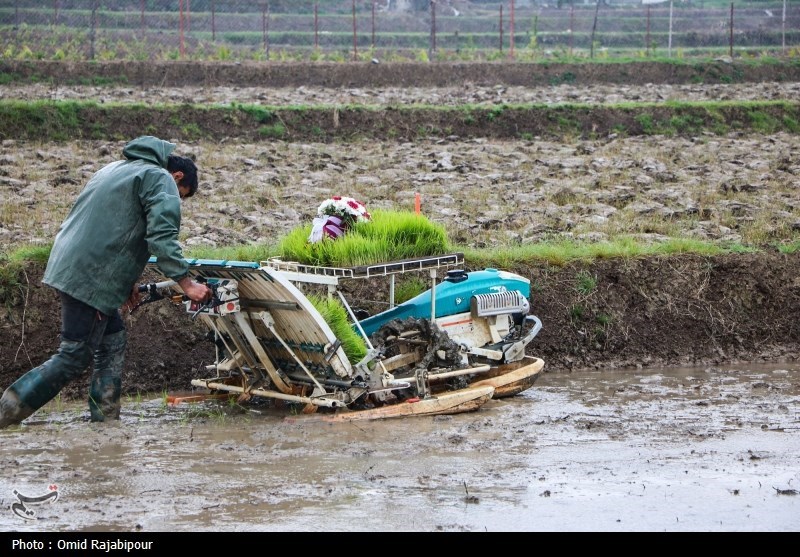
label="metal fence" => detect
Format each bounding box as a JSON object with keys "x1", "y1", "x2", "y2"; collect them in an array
[{"x1": 0, "y1": 1, "x2": 797, "y2": 62}]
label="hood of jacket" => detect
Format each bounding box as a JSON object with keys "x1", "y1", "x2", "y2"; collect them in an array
[{"x1": 122, "y1": 135, "x2": 176, "y2": 167}]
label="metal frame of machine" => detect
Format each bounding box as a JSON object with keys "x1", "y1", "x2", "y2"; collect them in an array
[{"x1": 146, "y1": 252, "x2": 544, "y2": 420}]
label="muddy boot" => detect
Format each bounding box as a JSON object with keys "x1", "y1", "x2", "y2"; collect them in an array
[
  {"x1": 89, "y1": 330, "x2": 126, "y2": 422},
  {"x1": 0, "y1": 388, "x2": 36, "y2": 429},
  {"x1": 0, "y1": 340, "x2": 93, "y2": 428}
]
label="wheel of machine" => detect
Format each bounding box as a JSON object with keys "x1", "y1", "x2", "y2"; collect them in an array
[{"x1": 371, "y1": 317, "x2": 463, "y2": 378}]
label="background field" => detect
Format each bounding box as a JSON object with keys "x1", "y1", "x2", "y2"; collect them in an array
[{"x1": 1, "y1": 0, "x2": 798, "y2": 63}]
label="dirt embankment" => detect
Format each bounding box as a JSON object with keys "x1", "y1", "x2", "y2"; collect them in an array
[
  {"x1": 0, "y1": 60, "x2": 800, "y2": 88},
  {"x1": 4, "y1": 102, "x2": 800, "y2": 143},
  {"x1": 2, "y1": 251, "x2": 798, "y2": 400},
  {"x1": 5, "y1": 60, "x2": 800, "y2": 88}
]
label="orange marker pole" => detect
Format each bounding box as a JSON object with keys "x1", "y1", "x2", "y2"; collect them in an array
[{"x1": 415, "y1": 192, "x2": 421, "y2": 215}]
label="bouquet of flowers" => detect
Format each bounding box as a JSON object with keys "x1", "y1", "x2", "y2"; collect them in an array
[{"x1": 309, "y1": 196, "x2": 371, "y2": 243}]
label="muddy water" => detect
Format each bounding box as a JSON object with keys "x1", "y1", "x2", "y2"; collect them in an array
[{"x1": 1, "y1": 363, "x2": 798, "y2": 532}]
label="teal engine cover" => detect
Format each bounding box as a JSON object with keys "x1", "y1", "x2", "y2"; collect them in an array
[{"x1": 358, "y1": 268, "x2": 531, "y2": 338}]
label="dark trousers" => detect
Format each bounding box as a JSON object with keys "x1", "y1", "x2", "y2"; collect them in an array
[
  {"x1": 0, "y1": 291, "x2": 127, "y2": 427},
  {"x1": 60, "y1": 290, "x2": 125, "y2": 341}
]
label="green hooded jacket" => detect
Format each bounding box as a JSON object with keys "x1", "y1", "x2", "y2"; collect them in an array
[{"x1": 43, "y1": 136, "x2": 190, "y2": 315}]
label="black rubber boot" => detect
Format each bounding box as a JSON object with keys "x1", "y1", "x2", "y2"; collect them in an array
[
  {"x1": 0, "y1": 388, "x2": 35, "y2": 429},
  {"x1": 89, "y1": 330, "x2": 126, "y2": 422},
  {"x1": 0, "y1": 339, "x2": 93, "y2": 428}
]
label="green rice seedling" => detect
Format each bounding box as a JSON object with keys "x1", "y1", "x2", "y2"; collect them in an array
[
  {"x1": 636, "y1": 114, "x2": 655, "y2": 134},
  {"x1": 43, "y1": 393, "x2": 65, "y2": 415},
  {"x1": 722, "y1": 242, "x2": 759, "y2": 254},
  {"x1": 160, "y1": 390, "x2": 170, "y2": 410},
  {"x1": 277, "y1": 209, "x2": 450, "y2": 267},
  {"x1": 224, "y1": 396, "x2": 251, "y2": 421},
  {"x1": 780, "y1": 115, "x2": 800, "y2": 133},
  {"x1": 651, "y1": 237, "x2": 725, "y2": 256},
  {"x1": 180, "y1": 404, "x2": 228, "y2": 424},
  {"x1": 307, "y1": 294, "x2": 368, "y2": 364},
  {"x1": 278, "y1": 227, "x2": 377, "y2": 267},
  {"x1": 355, "y1": 210, "x2": 450, "y2": 255},
  {"x1": 185, "y1": 243, "x2": 279, "y2": 264},
  {"x1": 124, "y1": 391, "x2": 144, "y2": 409},
  {"x1": 394, "y1": 276, "x2": 429, "y2": 305}
]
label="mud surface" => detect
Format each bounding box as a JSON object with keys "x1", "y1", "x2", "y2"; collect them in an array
[
  {"x1": 1, "y1": 362, "x2": 798, "y2": 532},
  {"x1": 5, "y1": 79, "x2": 800, "y2": 107}
]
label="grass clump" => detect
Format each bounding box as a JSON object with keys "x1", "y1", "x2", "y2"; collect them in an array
[
  {"x1": 777, "y1": 240, "x2": 800, "y2": 255},
  {"x1": 0, "y1": 246, "x2": 52, "y2": 306},
  {"x1": 461, "y1": 236, "x2": 731, "y2": 268},
  {"x1": 575, "y1": 270, "x2": 597, "y2": 296},
  {"x1": 183, "y1": 243, "x2": 279, "y2": 264},
  {"x1": 0, "y1": 259, "x2": 26, "y2": 306}
]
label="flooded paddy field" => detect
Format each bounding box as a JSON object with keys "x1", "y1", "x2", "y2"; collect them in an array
[{"x1": 0, "y1": 362, "x2": 797, "y2": 532}]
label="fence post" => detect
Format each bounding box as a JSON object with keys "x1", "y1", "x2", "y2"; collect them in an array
[
  {"x1": 211, "y1": 0, "x2": 216, "y2": 41},
  {"x1": 179, "y1": 0, "x2": 185, "y2": 58},
  {"x1": 90, "y1": 0, "x2": 97, "y2": 60},
  {"x1": 569, "y1": 5, "x2": 574, "y2": 56},
  {"x1": 430, "y1": 0, "x2": 436, "y2": 60},
  {"x1": 782, "y1": 0, "x2": 786, "y2": 54},
  {"x1": 645, "y1": 7, "x2": 650, "y2": 57},
  {"x1": 315, "y1": 2, "x2": 319, "y2": 50},
  {"x1": 668, "y1": 0, "x2": 673, "y2": 58},
  {"x1": 499, "y1": 5, "x2": 503, "y2": 53},
  {"x1": 263, "y1": 2, "x2": 271, "y2": 61},
  {"x1": 352, "y1": 0, "x2": 358, "y2": 61},
  {"x1": 53, "y1": 0, "x2": 58, "y2": 25},
  {"x1": 509, "y1": 0, "x2": 515, "y2": 59},
  {"x1": 590, "y1": 0, "x2": 600, "y2": 59},
  {"x1": 729, "y1": 2, "x2": 734, "y2": 59},
  {"x1": 372, "y1": 1, "x2": 376, "y2": 50}
]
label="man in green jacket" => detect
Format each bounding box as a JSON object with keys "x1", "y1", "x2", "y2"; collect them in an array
[{"x1": 0, "y1": 136, "x2": 212, "y2": 428}]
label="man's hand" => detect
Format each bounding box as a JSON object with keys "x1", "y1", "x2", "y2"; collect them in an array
[
  {"x1": 121, "y1": 284, "x2": 142, "y2": 313},
  {"x1": 177, "y1": 276, "x2": 213, "y2": 303}
]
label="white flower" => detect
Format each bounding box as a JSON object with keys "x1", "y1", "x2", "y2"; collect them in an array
[
  {"x1": 308, "y1": 196, "x2": 371, "y2": 243},
  {"x1": 317, "y1": 196, "x2": 371, "y2": 225}
]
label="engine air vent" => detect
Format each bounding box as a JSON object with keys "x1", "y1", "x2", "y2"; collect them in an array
[{"x1": 470, "y1": 291, "x2": 530, "y2": 317}]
